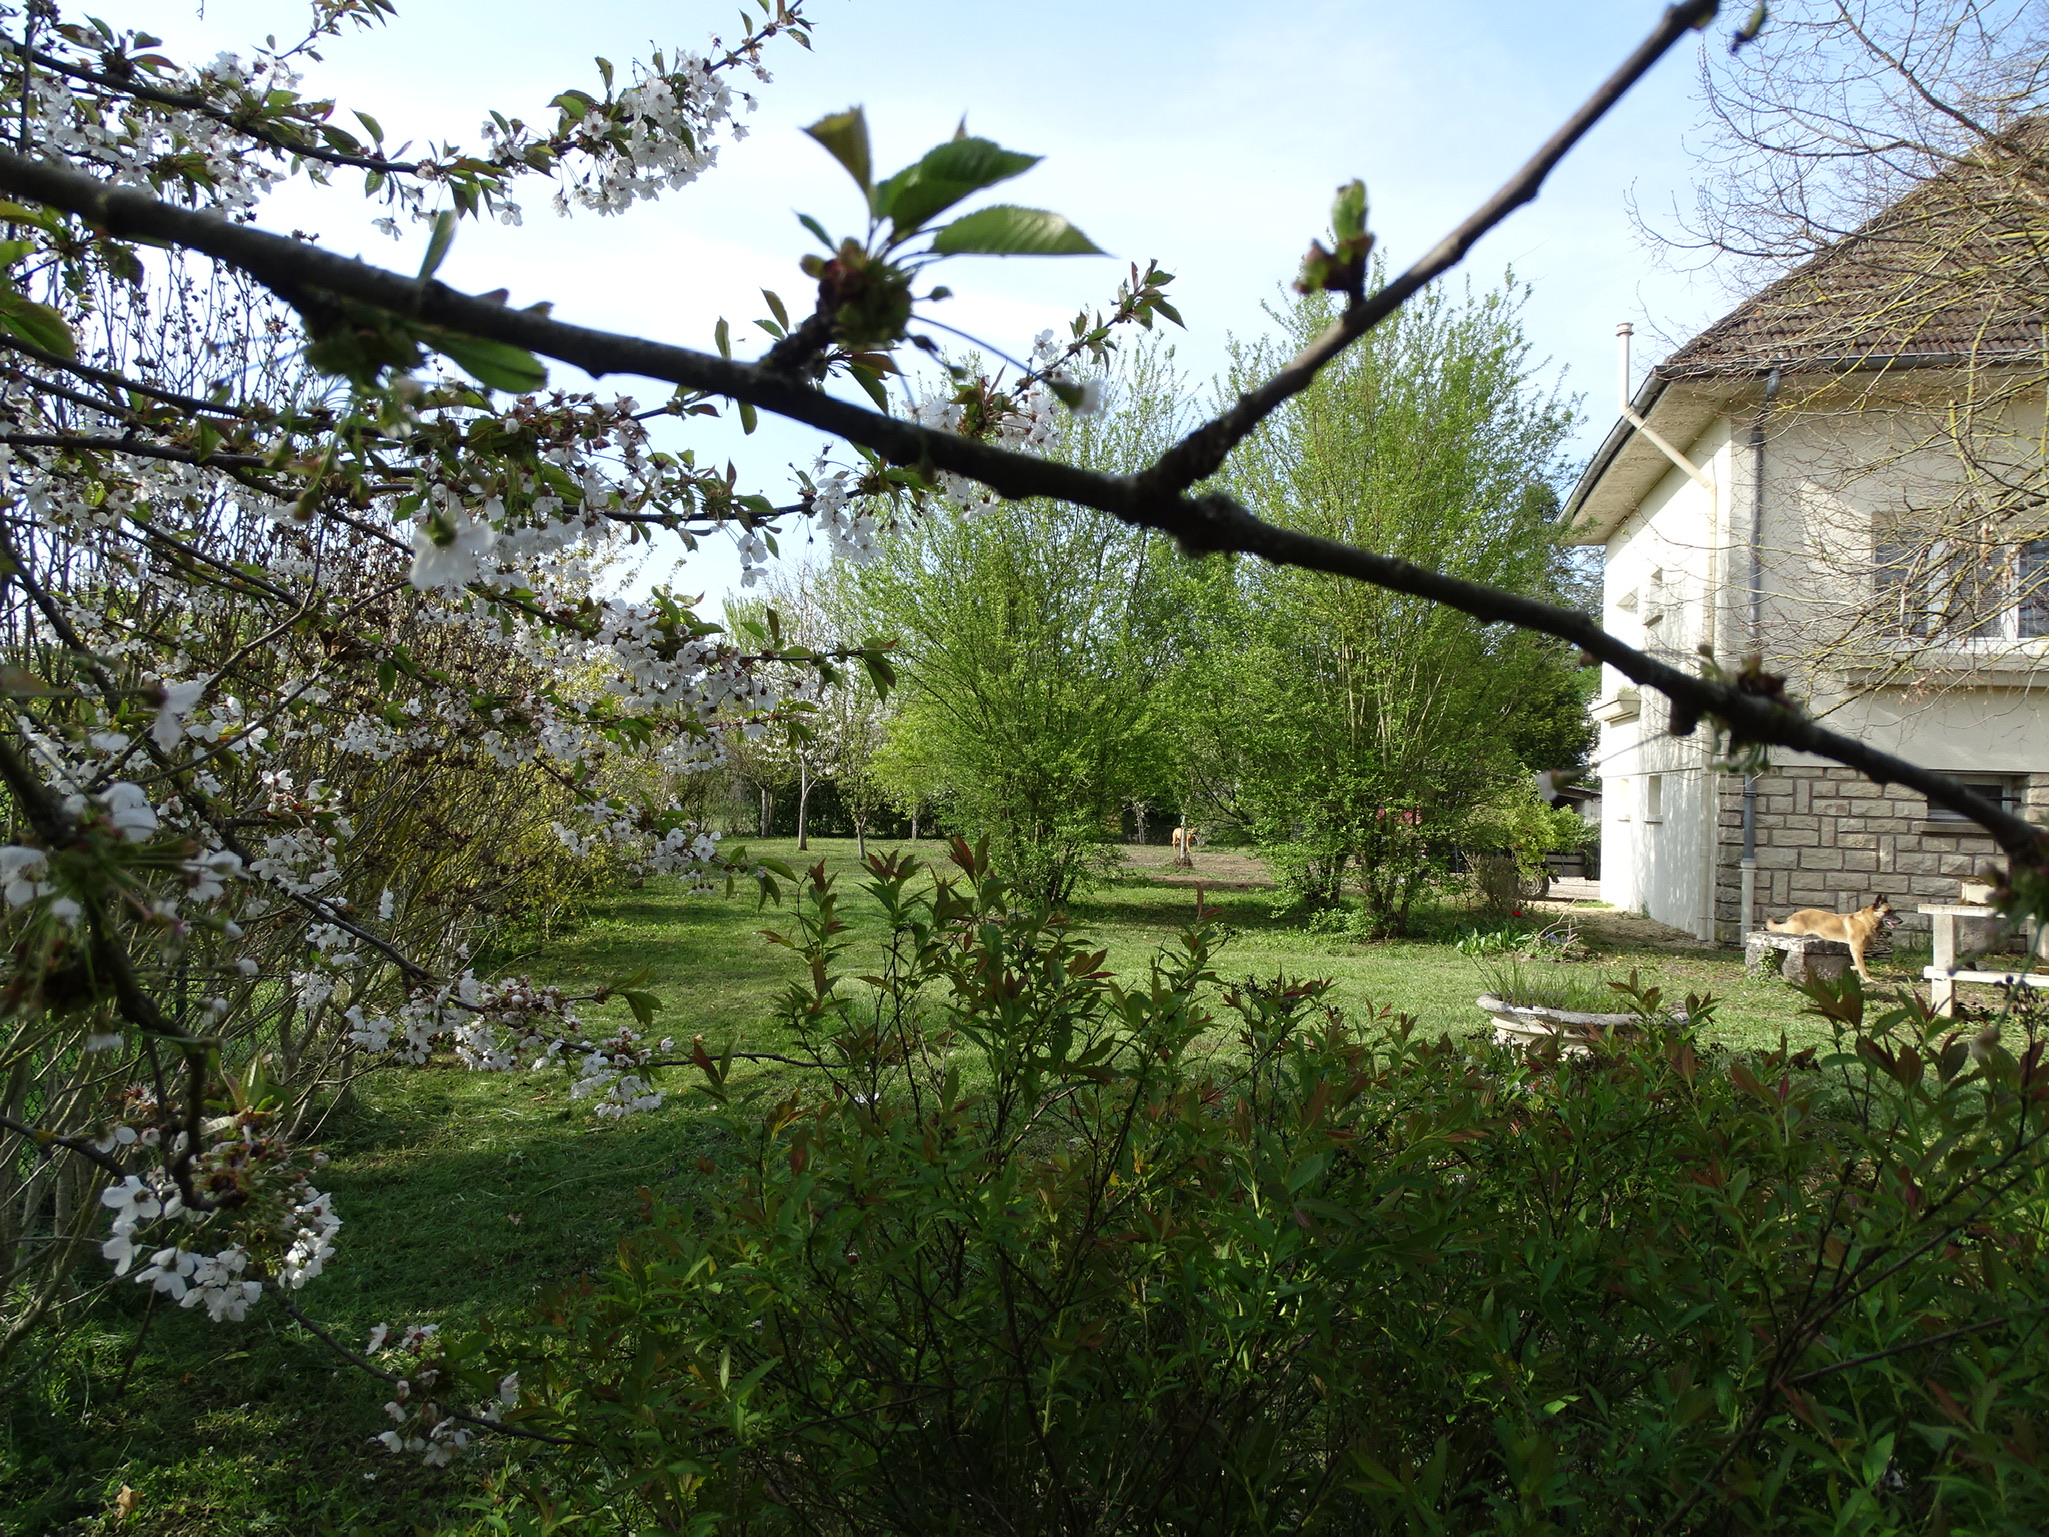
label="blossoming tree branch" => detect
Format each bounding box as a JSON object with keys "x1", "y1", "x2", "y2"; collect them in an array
[{"x1": 0, "y1": 0, "x2": 2040, "y2": 1463}]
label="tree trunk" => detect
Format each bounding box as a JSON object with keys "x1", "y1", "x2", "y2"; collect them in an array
[
  {"x1": 796, "y1": 759, "x2": 812, "y2": 852},
  {"x1": 759, "y1": 783, "x2": 771, "y2": 839},
  {"x1": 855, "y1": 812, "x2": 867, "y2": 861},
  {"x1": 910, "y1": 807, "x2": 920, "y2": 841}
]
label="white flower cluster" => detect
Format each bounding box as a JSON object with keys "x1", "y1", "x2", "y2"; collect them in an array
[
  {"x1": 0, "y1": 780, "x2": 200, "y2": 922},
  {"x1": 587, "y1": 600, "x2": 774, "y2": 716},
  {"x1": 345, "y1": 971, "x2": 675, "y2": 1120},
  {"x1": 87, "y1": 782, "x2": 160, "y2": 842},
  {"x1": 99, "y1": 1157, "x2": 339, "y2": 1322},
  {"x1": 554, "y1": 801, "x2": 723, "y2": 887},
  {"x1": 28, "y1": 51, "x2": 290, "y2": 212},
  {"x1": 346, "y1": 975, "x2": 480, "y2": 1065},
  {"x1": 249, "y1": 827, "x2": 342, "y2": 897},
  {"x1": 367, "y1": 1324, "x2": 519, "y2": 1466},
  {"x1": 903, "y1": 346, "x2": 1076, "y2": 510},
  {"x1": 571, "y1": 1025, "x2": 676, "y2": 1118},
  {"x1": 408, "y1": 506, "x2": 498, "y2": 592},
  {"x1": 733, "y1": 523, "x2": 772, "y2": 588},
  {"x1": 100, "y1": 1172, "x2": 189, "y2": 1276},
  {"x1": 139, "y1": 1241, "x2": 264, "y2": 1322},
  {"x1": 518, "y1": 54, "x2": 745, "y2": 216},
  {"x1": 0, "y1": 846, "x2": 56, "y2": 910},
  {"x1": 808, "y1": 458, "x2": 882, "y2": 565},
  {"x1": 278, "y1": 1184, "x2": 342, "y2": 1289}
]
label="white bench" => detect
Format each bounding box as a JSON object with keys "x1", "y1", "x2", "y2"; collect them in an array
[{"x1": 1919, "y1": 903, "x2": 2048, "y2": 1015}]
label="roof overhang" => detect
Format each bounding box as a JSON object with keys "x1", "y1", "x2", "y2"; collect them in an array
[
  {"x1": 1559, "y1": 350, "x2": 2046, "y2": 549},
  {"x1": 1559, "y1": 373, "x2": 1751, "y2": 547}
]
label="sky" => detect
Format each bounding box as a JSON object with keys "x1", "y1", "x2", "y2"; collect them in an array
[{"x1": 118, "y1": 0, "x2": 1744, "y2": 603}]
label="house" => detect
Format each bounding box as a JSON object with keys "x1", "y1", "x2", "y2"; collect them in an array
[{"x1": 1563, "y1": 139, "x2": 2049, "y2": 943}]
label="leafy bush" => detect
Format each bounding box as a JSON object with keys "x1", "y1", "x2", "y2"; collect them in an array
[{"x1": 449, "y1": 847, "x2": 2049, "y2": 1534}]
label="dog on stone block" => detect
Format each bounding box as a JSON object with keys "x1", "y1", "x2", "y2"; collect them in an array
[{"x1": 1766, "y1": 895, "x2": 1899, "y2": 983}]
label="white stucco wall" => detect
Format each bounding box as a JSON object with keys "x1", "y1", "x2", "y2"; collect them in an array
[
  {"x1": 1598, "y1": 376, "x2": 2049, "y2": 940},
  {"x1": 1597, "y1": 419, "x2": 1738, "y2": 936}
]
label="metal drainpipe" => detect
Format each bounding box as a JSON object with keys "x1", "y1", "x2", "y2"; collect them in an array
[{"x1": 1738, "y1": 368, "x2": 1782, "y2": 942}]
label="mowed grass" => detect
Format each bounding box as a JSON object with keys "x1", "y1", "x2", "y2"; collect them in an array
[
  {"x1": 527, "y1": 836, "x2": 1907, "y2": 1055},
  {"x1": 6, "y1": 836, "x2": 1939, "y2": 1534}
]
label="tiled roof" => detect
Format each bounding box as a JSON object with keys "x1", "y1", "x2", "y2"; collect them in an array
[{"x1": 1657, "y1": 130, "x2": 2049, "y2": 378}]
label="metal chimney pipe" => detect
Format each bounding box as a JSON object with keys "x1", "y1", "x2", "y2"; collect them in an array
[{"x1": 1617, "y1": 320, "x2": 1634, "y2": 414}]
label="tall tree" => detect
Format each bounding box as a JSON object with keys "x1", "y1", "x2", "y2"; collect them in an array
[
  {"x1": 1182, "y1": 281, "x2": 1582, "y2": 934},
  {"x1": 846, "y1": 345, "x2": 1189, "y2": 903}
]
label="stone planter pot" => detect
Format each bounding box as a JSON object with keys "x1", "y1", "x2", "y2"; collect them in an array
[
  {"x1": 1959, "y1": 879, "x2": 1997, "y2": 906},
  {"x1": 1477, "y1": 994, "x2": 1667, "y2": 1054}
]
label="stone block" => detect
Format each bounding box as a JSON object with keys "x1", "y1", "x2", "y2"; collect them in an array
[
  {"x1": 1756, "y1": 846, "x2": 1799, "y2": 869},
  {"x1": 1837, "y1": 780, "x2": 1882, "y2": 799},
  {"x1": 1745, "y1": 930, "x2": 1851, "y2": 984},
  {"x1": 1840, "y1": 849, "x2": 1879, "y2": 873},
  {"x1": 1837, "y1": 832, "x2": 1877, "y2": 850},
  {"x1": 1776, "y1": 827, "x2": 1821, "y2": 847},
  {"x1": 1781, "y1": 814, "x2": 1820, "y2": 831},
  {"x1": 1893, "y1": 850, "x2": 1941, "y2": 875},
  {"x1": 1799, "y1": 847, "x2": 1846, "y2": 870}
]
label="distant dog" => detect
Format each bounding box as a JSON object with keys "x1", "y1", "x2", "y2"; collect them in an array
[
  {"x1": 1767, "y1": 895, "x2": 1899, "y2": 982},
  {"x1": 1171, "y1": 826, "x2": 1197, "y2": 867}
]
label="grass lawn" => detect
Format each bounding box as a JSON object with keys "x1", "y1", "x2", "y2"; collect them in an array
[{"x1": 2, "y1": 836, "x2": 1950, "y2": 1534}]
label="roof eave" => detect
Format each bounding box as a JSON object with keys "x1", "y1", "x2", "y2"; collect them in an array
[{"x1": 1558, "y1": 349, "x2": 2045, "y2": 546}]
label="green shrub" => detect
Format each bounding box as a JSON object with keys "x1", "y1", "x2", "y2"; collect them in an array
[{"x1": 453, "y1": 845, "x2": 2049, "y2": 1534}]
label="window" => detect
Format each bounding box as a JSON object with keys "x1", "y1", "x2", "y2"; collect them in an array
[
  {"x1": 1645, "y1": 774, "x2": 1664, "y2": 823},
  {"x1": 1875, "y1": 530, "x2": 2049, "y2": 642},
  {"x1": 1925, "y1": 774, "x2": 2022, "y2": 823}
]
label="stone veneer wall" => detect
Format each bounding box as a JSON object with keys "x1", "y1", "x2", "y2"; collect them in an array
[{"x1": 1712, "y1": 766, "x2": 2049, "y2": 943}]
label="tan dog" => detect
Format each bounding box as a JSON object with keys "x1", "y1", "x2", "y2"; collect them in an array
[{"x1": 1767, "y1": 895, "x2": 1899, "y2": 982}]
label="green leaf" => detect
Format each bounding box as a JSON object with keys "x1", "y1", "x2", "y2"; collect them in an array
[
  {"x1": 0, "y1": 201, "x2": 62, "y2": 235},
  {"x1": 714, "y1": 317, "x2": 731, "y2": 360},
  {"x1": 428, "y1": 332, "x2": 546, "y2": 394},
  {"x1": 930, "y1": 205, "x2": 1103, "y2": 257},
  {"x1": 796, "y1": 212, "x2": 833, "y2": 249},
  {"x1": 738, "y1": 400, "x2": 758, "y2": 434},
  {"x1": 354, "y1": 108, "x2": 385, "y2": 143},
  {"x1": 847, "y1": 361, "x2": 890, "y2": 412},
  {"x1": 762, "y1": 289, "x2": 789, "y2": 328},
  {"x1": 803, "y1": 107, "x2": 872, "y2": 193},
  {"x1": 418, "y1": 209, "x2": 457, "y2": 283},
  {"x1": 872, "y1": 137, "x2": 1040, "y2": 236},
  {"x1": 0, "y1": 292, "x2": 74, "y2": 358}
]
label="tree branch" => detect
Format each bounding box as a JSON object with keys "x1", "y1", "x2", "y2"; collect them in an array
[
  {"x1": 0, "y1": 6, "x2": 2034, "y2": 861},
  {"x1": 1143, "y1": 0, "x2": 1721, "y2": 493},
  {"x1": 0, "y1": 1111, "x2": 128, "y2": 1175}
]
